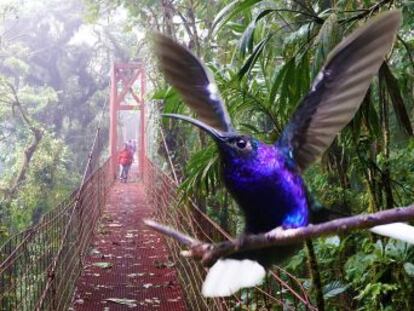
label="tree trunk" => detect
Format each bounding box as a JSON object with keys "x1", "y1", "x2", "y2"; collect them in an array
[
  {"x1": 379, "y1": 66, "x2": 394, "y2": 210},
  {"x1": 305, "y1": 240, "x2": 325, "y2": 311}
]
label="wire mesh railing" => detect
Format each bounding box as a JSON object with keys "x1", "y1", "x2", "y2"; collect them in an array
[
  {"x1": 143, "y1": 157, "x2": 317, "y2": 311},
  {"x1": 0, "y1": 128, "x2": 113, "y2": 311},
  {"x1": 0, "y1": 128, "x2": 316, "y2": 310}
]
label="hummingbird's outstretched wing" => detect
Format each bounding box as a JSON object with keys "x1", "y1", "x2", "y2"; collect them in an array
[
  {"x1": 153, "y1": 34, "x2": 234, "y2": 133},
  {"x1": 277, "y1": 10, "x2": 401, "y2": 172}
]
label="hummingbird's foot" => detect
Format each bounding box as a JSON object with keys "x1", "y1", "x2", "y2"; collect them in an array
[
  {"x1": 265, "y1": 225, "x2": 302, "y2": 240},
  {"x1": 181, "y1": 242, "x2": 213, "y2": 261},
  {"x1": 265, "y1": 226, "x2": 287, "y2": 239},
  {"x1": 234, "y1": 233, "x2": 248, "y2": 251}
]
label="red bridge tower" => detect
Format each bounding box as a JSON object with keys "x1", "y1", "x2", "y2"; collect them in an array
[{"x1": 109, "y1": 62, "x2": 146, "y2": 179}]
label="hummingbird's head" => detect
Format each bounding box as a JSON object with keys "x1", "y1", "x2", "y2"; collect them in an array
[
  {"x1": 162, "y1": 113, "x2": 258, "y2": 159},
  {"x1": 215, "y1": 135, "x2": 258, "y2": 160}
]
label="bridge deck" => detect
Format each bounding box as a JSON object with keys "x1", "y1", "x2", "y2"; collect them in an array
[{"x1": 71, "y1": 177, "x2": 187, "y2": 310}]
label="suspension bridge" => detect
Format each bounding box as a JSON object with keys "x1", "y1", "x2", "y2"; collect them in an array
[{"x1": 0, "y1": 63, "x2": 316, "y2": 310}]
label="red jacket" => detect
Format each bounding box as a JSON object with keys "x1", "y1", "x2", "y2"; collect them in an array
[{"x1": 118, "y1": 148, "x2": 133, "y2": 165}]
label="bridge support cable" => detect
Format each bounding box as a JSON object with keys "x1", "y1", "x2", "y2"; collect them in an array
[{"x1": 109, "y1": 62, "x2": 146, "y2": 179}]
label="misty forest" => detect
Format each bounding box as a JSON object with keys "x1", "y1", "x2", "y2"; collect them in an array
[{"x1": 0, "y1": 0, "x2": 414, "y2": 310}]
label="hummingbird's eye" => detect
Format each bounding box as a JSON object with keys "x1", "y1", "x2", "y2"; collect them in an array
[{"x1": 236, "y1": 139, "x2": 247, "y2": 149}]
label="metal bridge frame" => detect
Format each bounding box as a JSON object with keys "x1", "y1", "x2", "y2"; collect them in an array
[{"x1": 109, "y1": 62, "x2": 146, "y2": 179}]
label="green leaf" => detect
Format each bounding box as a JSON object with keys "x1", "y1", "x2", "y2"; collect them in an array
[
  {"x1": 361, "y1": 88, "x2": 381, "y2": 138},
  {"x1": 212, "y1": 0, "x2": 262, "y2": 34},
  {"x1": 355, "y1": 282, "x2": 398, "y2": 301},
  {"x1": 323, "y1": 281, "x2": 349, "y2": 299},
  {"x1": 238, "y1": 8, "x2": 278, "y2": 57},
  {"x1": 268, "y1": 59, "x2": 290, "y2": 106},
  {"x1": 239, "y1": 20, "x2": 256, "y2": 57},
  {"x1": 283, "y1": 23, "x2": 313, "y2": 49},
  {"x1": 379, "y1": 63, "x2": 413, "y2": 137},
  {"x1": 279, "y1": 57, "x2": 296, "y2": 118},
  {"x1": 239, "y1": 122, "x2": 261, "y2": 134},
  {"x1": 238, "y1": 35, "x2": 272, "y2": 79},
  {"x1": 313, "y1": 13, "x2": 338, "y2": 70},
  {"x1": 403, "y1": 262, "x2": 414, "y2": 277},
  {"x1": 255, "y1": 9, "x2": 275, "y2": 22}
]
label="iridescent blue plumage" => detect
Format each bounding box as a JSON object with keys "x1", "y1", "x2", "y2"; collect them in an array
[
  {"x1": 154, "y1": 10, "x2": 402, "y2": 297},
  {"x1": 220, "y1": 139, "x2": 309, "y2": 233}
]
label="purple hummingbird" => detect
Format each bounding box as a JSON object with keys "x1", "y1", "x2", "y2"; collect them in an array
[{"x1": 154, "y1": 10, "x2": 412, "y2": 297}]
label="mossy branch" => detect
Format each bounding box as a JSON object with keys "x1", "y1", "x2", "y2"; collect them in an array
[{"x1": 144, "y1": 204, "x2": 414, "y2": 266}]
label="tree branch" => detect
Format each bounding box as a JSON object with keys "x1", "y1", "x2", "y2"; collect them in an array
[
  {"x1": 339, "y1": 0, "x2": 393, "y2": 24},
  {"x1": 144, "y1": 204, "x2": 414, "y2": 266},
  {"x1": 1, "y1": 81, "x2": 43, "y2": 200}
]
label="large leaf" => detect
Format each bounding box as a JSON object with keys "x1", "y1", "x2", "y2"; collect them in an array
[
  {"x1": 313, "y1": 13, "x2": 338, "y2": 72},
  {"x1": 379, "y1": 62, "x2": 413, "y2": 137},
  {"x1": 238, "y1": 8, "x2": 283, "y2": 57},
  {"x1": 403, "y1": 262, "x2": 414, "y2": 277},
  {"x1": 180, "y1": 144, "x2": 221, "y2": 196},
  {"x1": 323, "y1": 281, "x2": 349, "y2": 299},
  {"x1": 239, "y1": 20, "x2": 256, "y2": 56},
  {"x1": 238, "y1": 35, "x2": 272, "y2": 79},
  {"x1": 212, "y1": 0, "x2": 263, "y2": 34},
  {"x1": 153, "y1": 87, "x2": 187, "y2": 115},
  {"x1": 268, "y1": 58, "x2": 293, "y2": 107},
  {"x1": 361, "y1": 87, "x2": 381, "y2": 138}
]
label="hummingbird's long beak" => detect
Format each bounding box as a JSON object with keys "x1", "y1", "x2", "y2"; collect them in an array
[{"x1": 162, "y1": 113, "x2": 226, "y2": 142}]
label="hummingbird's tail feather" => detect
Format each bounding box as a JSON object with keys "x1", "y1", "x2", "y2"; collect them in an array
[
  {"x1": 202, "y1": 258, "x2": 266, "y2": 297},
  {"x1": 369, "y1": 223, "x2": 414, "y2": 244}
]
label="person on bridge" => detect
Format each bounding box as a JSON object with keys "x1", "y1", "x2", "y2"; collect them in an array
[
  {"x1": 118, "y1": 143, "x2": 133, "y2": 183},
  {"x1": 127, "y1": 139, "x2": 136, "y2": 161}
]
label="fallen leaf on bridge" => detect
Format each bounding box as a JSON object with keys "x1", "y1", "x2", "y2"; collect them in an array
[
  {"x1": 93, "y1": 262, "x2": 113, "y2": 269},
  {"x1": 89, "y1": 248, "x2": 101, "y2": 256},
  {"x1": 105, "y1": 298, "x2": 137, "y2": 308},
  {"x1": 145, "y1": 297, "x2": 161, "y2": 305},
  {"x1": 127, "y1": 272, "x2": 145, "y2": 277},
  {"x1": 96, "y1": 284, "x2": 114, "y2": 289},
  {"x1": 154, "y1": 260, "x2": 175, "y2": 269},
  {"x1": 108, "y1": 223, "x2": 122, "y2": 228}
]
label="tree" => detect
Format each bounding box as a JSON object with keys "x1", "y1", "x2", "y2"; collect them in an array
[{"x1": 0, "y1": 0, "x2": 140, "y2": 240}]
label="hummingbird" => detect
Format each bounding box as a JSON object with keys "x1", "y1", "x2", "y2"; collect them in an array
[{"x1": 154, "y1": 10, "x2": 413, "y2": 297}]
